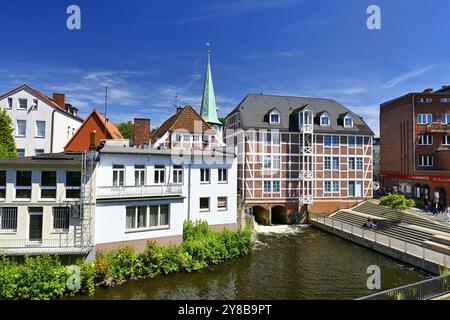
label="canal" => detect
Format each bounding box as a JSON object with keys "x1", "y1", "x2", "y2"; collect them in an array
[{"x1": 82, "y1": 225, "x2": 429, "y2": 300}]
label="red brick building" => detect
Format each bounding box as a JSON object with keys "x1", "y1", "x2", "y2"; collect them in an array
[
  {"x1": 380, "y1": 86, "x2": 450, "y2": 207},
  {"x1": 225, "y1": 94, "x2": 374, "y2": 223}
]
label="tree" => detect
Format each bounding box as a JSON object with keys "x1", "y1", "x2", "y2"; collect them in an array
[
  {"x1": 219, "y1": 117, "x2": 226, "y2": 126},
  {"x1": 116, "y1": 121, "x2": 134, "y2": 140},
  {"x1": 379, "y1": 193, "x2": 415, "y2": 222},
  {"x1": 0, "y1": 109, "x2": 18, "y2": 159}
]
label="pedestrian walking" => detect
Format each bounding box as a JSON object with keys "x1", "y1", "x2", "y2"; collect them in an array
[{"x1": 446, "y1": 206, "x2": 450, "y2": 223}]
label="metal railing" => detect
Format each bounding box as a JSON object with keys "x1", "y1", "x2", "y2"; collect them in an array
[
  {"x1": 357, "y1": 274, "x2": 450, "y2": 300},
  {"x1": 0, "y1": 237, "x2": 91, "y2": 249},
  {"x1": 309, "y1": 214, "x2": 450, "y2": 268},
  {"x1": 96, "y1": 184, "x2": 182, "y2": 199}
]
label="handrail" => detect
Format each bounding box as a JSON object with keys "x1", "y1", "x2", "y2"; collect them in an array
[
  {"x1": 356, "y1": 274, "x2": 450, "y2": 300},
  {"x1": 96, "y1": 184, "x2": 182, "y2": 198}
]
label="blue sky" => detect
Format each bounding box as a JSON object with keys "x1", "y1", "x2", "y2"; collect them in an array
[{"x1": 1, "y1": 0, "x2": 450, "y2": 136}]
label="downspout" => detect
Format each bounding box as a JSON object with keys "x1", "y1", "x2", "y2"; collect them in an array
[
  {"x1": 187, "y1": 153, "x2": 193, "y2": 221},
  {"x1": 50, "y1": 110, "x2": 56, "y2": 153},
  {"x1": 412, "y1": 94, "x2": 417, "y2": 173}
]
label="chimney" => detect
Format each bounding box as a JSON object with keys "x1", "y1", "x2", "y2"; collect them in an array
[
  {"x1": 134, "y1": 118, "x2": 151, "y2": 147},
  {"x1": 423, "y1": 88, "x2": 433, "y2": 93},
  {"x1": 89, "y1": 130, "x2": 97, "y2": 150},
  {"x1": 52, "y1": 93, "x2": 66, "y2": 108},
  {"x1": 176, "y1": 106, "x2": 183, "y2": 114}
]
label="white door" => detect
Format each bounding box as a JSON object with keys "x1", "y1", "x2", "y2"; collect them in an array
[{"x1": 355, "y1": 181, "x2": 363, "y2": 197}]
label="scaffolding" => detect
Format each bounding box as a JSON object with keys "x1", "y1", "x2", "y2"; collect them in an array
[{"x1": 299, "y1": 106, "x2": 314, "y2": 207}]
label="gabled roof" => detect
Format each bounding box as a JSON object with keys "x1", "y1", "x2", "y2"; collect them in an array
[
  {"x1": 64, "y1": 109, "x2": 123, "y2": 150},
  {"x1": 152, "y1": 106, "x2": 214, "y2": 141},
  {"x1": 0, "y1": 84, "x2": 83, "y2": 122}
]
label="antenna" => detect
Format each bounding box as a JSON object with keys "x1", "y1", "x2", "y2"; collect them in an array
[
  {"x1": 173, "y1": 87, "x2": 179, "y2": 109},
  {"x1": 104, "y1": 86, "x2": 108, "y2": 139}
]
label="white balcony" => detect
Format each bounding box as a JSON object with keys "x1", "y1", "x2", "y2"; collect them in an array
[
  {"x1": 0, "y1": 238, "x2": 92, "y2": 256},
  {"x1": 96, "y1": 184, "x2": 183, "y2": 199}
]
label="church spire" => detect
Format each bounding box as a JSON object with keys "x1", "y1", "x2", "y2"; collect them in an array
[{"x1": 200, "y1": 43, "x2": 221, "y2": 125}]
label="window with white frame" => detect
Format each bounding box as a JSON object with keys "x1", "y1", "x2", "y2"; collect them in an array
[
  {"x1": 324, "y1": 135, "x2": 332, "y2": 147},
  {"x1": 200, "y1": 168, "x2": 210, "y2": 183},
  {"x1": 199, "y1": 197, "x2": 210, "y2": 212},
  {"x1": 41, "y1": 171, "x2": 56, "y2": 199},
  {"x1": 173, "y1": 133, "x2": 182, "y2": 142},
  {"x1": 218, "y1": 197, "x2": 227, "y2": 210},
  {"x1": 356, "y1": 136, "x2": 363, "y2": 147},
  {"x1": 173, "y1": 165, "x2": 183, "y2": 184},
  {"x1": 272, "y1": 132, "x2": 280, "y2": 145},
  {"x1": 418, "y1": 155, "x2": 434, "y2": 167},
  {"x1": 0, "y1": 171, "x2": 5, "y2": 199},
  {"x1": 193, "y1": 134, "x2": 201, "y2": 142},
  {"x1": 416, "y1": 98, "x2": 432, "y2": 103},
  {"x1": 348, "y1": 136, "x2": 356, "y2": 147},
  {"x1": 150, "y1": 204, "x2": 169, "y2": 227},
  {"x1": 126, "y1": 205, "x2": 169, "y2": 230},
  {"x1": 269, "y1": 111, "x2": 280, "y2": 124},
  {"x1": 418, "y1": 135, "x2": 433, "y2": 145},
  {"x1": 442, "y1": 114, "x2": 450, "y2": 125},
  {"x1": 273, "y1": 155, "x2": 281, "y2": 170},
  {"x1": 0, "y1": 207, "x2": 17, "y2": 232},
  {"x1": 134, "y1": 165, "x2": 145, "y2": 186},
  {"x1": 348, "y1": 157, "x2": 355, "y2": 170},
  {"x1": 154, "y1": 165, "x2": 165, "y2": 184},
  {"x1": 442, "y1": 135, "x2": 450, "y2": 145},
  {"x1": 113, "y1": 165, "x2": 125, "y2": 186},
  {"x1": 332, "y1": 157, "x2": 339, "y2": 170},
  {"x1": 324, "y1": 157, "x2": 331, "y2": 170},
  {"x1": 263, "y1": 155, "x2": 272, "y2": 169},
  {"x1": 320, "y1": 113, "x2": 330, "y2": 126},
  {"x1": 16, "y1": 120, "x2": 26, "y2": 137},
  {"x1": 332, "y1": 181, "x2": 340, "y2": 192},
  {"x1": 324, "y1": 181, "x2": 332, "y2": 193},
  {"x1": 66, "y1": 171, "x2": 81, "y2": 198},
  {"x1": 263, "y1": 180, "x2": 271, "y2": 193},
  {"x1": 52, "y1": 207, "x2": 70, "y2": 232},
  {"x1": 35, "y1": 121, "x2": 46, "y2": 138},
  {"x1": 18, "y1": 98, "x2": 27, "y2": 110},
  {"x1": 264, "y1": 132, "x2": 272, "y2": 145},
  {"x1": 356, "y1": 157, "x2": 363, "y2": 170},
  {"x1": 440, "y1": 98, "x2": 450, "y2": 103},
  {"x1": 272, "y1": 181, "x2": 280, "y2": 193},
  {"x1": 332, "y1": 136, "x2": 340, "y2": 146},
  {"x1": 7, "y1": 98, "x2": 12, "y2": 109},
  {"x1": 418, "y1": 114, "x2": 433, "y2": 125},
  {"x1": 16, "y1": 171, "x2": 31, "y2": 199},
  {"x1": 344, "y1": 115, "x2": 353, "y2": 128},
  {"x1": 218, "y1": 168, "x2": 227, "y2": 183}
]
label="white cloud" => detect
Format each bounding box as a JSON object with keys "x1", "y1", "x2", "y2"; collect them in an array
[{"x1": 383, "y1": 66, "x2": 435, "y2": 89}]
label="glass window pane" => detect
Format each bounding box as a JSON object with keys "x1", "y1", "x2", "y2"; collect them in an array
[
  {"x1": 137, "y1": 206, "x2": 147, "y2": 228},
  {"x1": 150, "y1": 206, "x2": 158, "y2": 227},
  {"x1": 126, "y1": 207, "x2": 136, "y2": 229},
  {"x1": 66, "y1": 171, "x2": 81, "y2": 186},
  {"x1": 41, "y1": 171, "x2": 56, "y2": 186},
  {"x1": 160, "y1": 205, "x2": 169, "y2": 226},
  {"x1": 16, "y1": 171, "x2": 31, "y2": 186}
]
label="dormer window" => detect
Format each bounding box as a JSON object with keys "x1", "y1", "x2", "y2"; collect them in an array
[
  {"x1": 344, "y1": 115, "x2": 353, "y2": 128},
  {"x1": 320, "y1": 113, "x2": 330, "y2": 126},
  {"x1": 270, "y1": 112, "x2": 280, "y2": 124}
]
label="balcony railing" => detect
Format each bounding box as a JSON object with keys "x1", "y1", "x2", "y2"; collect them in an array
[
  {"x1": 0, "y1": 237, "x2": 92, "y2": 255},
  {"x1": 96, "y1": 184, "x2": 183, "y2": 199},
  {"x1": 425, "y1": 123, "x2": 450, "y2": 133}
]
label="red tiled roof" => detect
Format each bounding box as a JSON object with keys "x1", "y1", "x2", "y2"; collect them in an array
[{"x1": 0, "y1": 84, "x2": 83, "y2": 122}]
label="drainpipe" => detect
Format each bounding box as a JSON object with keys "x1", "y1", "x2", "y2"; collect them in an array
[
  {"x1": 412, "y1": 94, "x2": 417, "y2": 174},
  {"x1": 187, "y1": 152, "x2": 193, "y2": 221},
  {"x1": 50, "y1": 110, "x2": 56, "y2": 153}
]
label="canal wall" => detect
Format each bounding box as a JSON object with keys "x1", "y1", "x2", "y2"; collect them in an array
[{"x1": 309, "y1": 218, "x2": 446, "y2": 275}]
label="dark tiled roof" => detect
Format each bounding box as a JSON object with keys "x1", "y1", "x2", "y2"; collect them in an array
[{"x1": 0, "y1": 152, "x2": 83, "y2": 166}]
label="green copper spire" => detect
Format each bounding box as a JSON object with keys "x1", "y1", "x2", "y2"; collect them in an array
[{"x1": 200, "y1": 43, "x2": 221, "y2": 125}]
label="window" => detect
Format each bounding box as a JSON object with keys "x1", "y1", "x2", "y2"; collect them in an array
[
  {"x1": 16, "y1": 120, "x2": 26, "y2": 137},
  {"x1": 332, "y1": 181, "x2": 340, "y2": 192},
  {"x1": 418, "y1": 155, "x2": 434, "y2": 167},
  {"x1": 18, "y1": 98, "x2": 27, "y2": 110},
  {"x1": 134, "y1": 165, "x2": 145, "y2": 186},
  {"x1": 356, "y1": 158, "x2": 363, "y2": 170},
  {"x1": 7, "y1": 98, "x2": 12, "y2": 109},
  {"x1": 200, "y1": 197, "x2": 210, "y2": 212},
  {"x1": 173, "y1": 165, "x2": 183, "y2": 184},
  {"x1": 356, "y1": 136, "x2": 363, "y2": 147},
  {"x1": 332, "y1": 136, "x2": 340, "y2": 146},
  {"x1": 348, "y1": 181, "x2": 355, "y2": 197},
  {"x1": 324, "y1": 135, "x2": 332, "y2": 147},
  {"x1": 41, "y1": 171, "x2": 56, "y2": 199},
  {"x1": 32, "y1": 99, "x2": 38, "y2": 110},
  {"x1": 0, "y1": 207, "x2": 17, "y2": 232},
  {"x1": 16, "y1": 149, "x2": 25, "y2": 158},
  {"x1": 218, "y1": 197, "x2": 227, "y2": 210},
  {"x1": 174, "y1": 133, "x2": 181, "y2": 142},
  {"x1": 53, "y1": 207, "x2": 70, "y2": 232},
  {"x1": 344, "y1": 116, "x2": 353, "y2": 128},
  {"x1": 348, "y1": 136, "x2": 356, "y2": 147},
  {"x1": 418, "y1": 114, "x2": 433, "y2": 125},
  {"x1": 0, "y1": 171, "x2": 5, "y2": 199},
  {"x1": 35, "y1": 121, "x2": 46, "y2": 138},
  {"x1": 273, "y1": 155, "x2": 281, "y2": 170},
  {"x1": 418, "y1": 135, "x2": 433, "y2": 145},
  {"x1": 15, "y1": 171, "x2": 32, "y2": 199},
  {"x1": 193, "y1": 135, "x2": 200, "y2": 142},
  {"x1": 272, "y1": 181, "x2": 280, "y2": 193},
  {"x1": 218, "y1": 168, "x2": 227, "y2": 183},
  {"x1": 272, "y1": 132, "x2": 280, "y2": 145},
  {"x1": 264, "y1": 180, "x2": 271, "y2": 193},
  {"x1": 263, "y1": 155, "x2": 272, "y2": 169},
  {"x1": 416, "y1": 98, "x2": 432, "y2": 103},
  {"x1": 66, "y1": 171, "x2": 81, "y2": 198},
  {"x1": 154, "y1": 165, "x2": 165, "y2": 184},
  {"x1": 440, "y1": 98, "x2": 450, "y2": 103},
  {"x1": 264, "y1": 132, "x2": 272, "y2": 145},
  {"x1": 324, "y1": 181, "x2": 332, "y2": 193},
  {"x1": 348, "y1": 157, "x2": 355, "y2": 170},
  {"x1": 200, "y1": 168, "x2": 210, "y2": 183},
  {"x1": 442, "y1": 135, "x2": 450, "y2": 145},
  {"x1": 150, "y1": 204, "x2": 169, "y2": 227},
  {"x1": 320, "y1": 113, "x2": 330, "y2": 126},
  {"x1": 332, "y1": 157, "x2": 339, "y2": 170},
  {"x1": 324, "y1": 157, "x2": 331, "y2": 170},
  {"x1": 113, "y1": 165, "x2": 125, "y2": 186},
  {"x1": 442, "y1": 114, "x2": 450, "y2": 125},
  {"x1": 270, "y1": 113, "x2": 280, "y2": 124},
  {"x1": 35, "y1": 149, "x2": 45, "y2": 156},
  {"x1": 125, "y1": 206, "x2": 147, "y2": 229}
]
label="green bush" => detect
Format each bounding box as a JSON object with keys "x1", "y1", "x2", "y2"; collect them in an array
[{"x1": 105, "y1": 245, "x2": 143, "y2": 282}]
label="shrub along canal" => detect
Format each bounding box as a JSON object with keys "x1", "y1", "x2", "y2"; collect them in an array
[{"x1": 79, "y1": 225, "x2": 429, "y2": 300}]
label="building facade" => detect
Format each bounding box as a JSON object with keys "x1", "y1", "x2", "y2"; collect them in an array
[
  {"x1": 380, "y1": 86, "x2": 450, "y2": 206},
  {"x1": 94, "y1": 140, "x2": 237, "y2": 252},
  {"x1": 0, "y1": 85, "x2": 83, "y2": 157},
  {"x1": 225, "y1": 94, "x2": 374, "y2": 223}
]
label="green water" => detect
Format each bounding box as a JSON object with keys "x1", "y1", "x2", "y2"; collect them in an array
[{"x1": 80, "y1": 225, "x2": 429, "y2": 300}]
